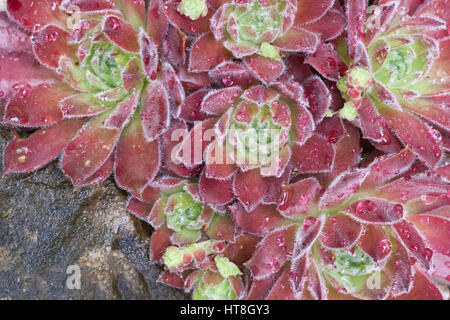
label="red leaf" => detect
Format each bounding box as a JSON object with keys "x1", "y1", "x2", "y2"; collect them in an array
[
  {"x1": 357, "y1": 224, "x2": 391, "y2": 263},
  {"x1": 305, "y1": 42, "x2": 346, "y2": 81},
  {"x1": 140, "y1": 31, "x2": 159, "y2": 80},
  {"x1": 320, "y1": 215, "x2": 362, "y2": 249},
  {"x1": 291, "y1": 134, "x2": 335, "y2": 173},
  {"x1": 7, "y1": 0, "x2": 67, "y2": 31},
  {"x1": 394, "y1": 220, "x2": 433, "y2": 270},
  {"x1": 32, "y1": 25, "x2": 75, "y2": 69},
  {"x1": 302, "y1": 9, "x2": 346, "y2": 41},
  {"x1": 5, "y1": 82, "x2": 75, "y2": 127},
  {"x1": 76, "y1": 154, "x2": 114, "y2": 187},
  {"x1": 295, "y1": 0, "x2": 335, "y2": 26},
  {"x1": 201, "y1": 87, "x2": 242, "y2": 116},
  {"x1": 103, "y1": 16, "x2": 139, "y2": 52},
  {"x1": 115, "y1": 116, "x2": 160, "y2": 194},
  {"x1": 3, "y1": 119, "x2": 83, "y2": 175},
  {"x1": 278, "y1": 178, "x2": 321, "y2": 218},
  {"x1": 0, "y1": 12, "x2": 31, "y2": 52},
  {"x1": 150, "y1": 226, "x2": 173, "y2": 263},
  {"x1": 273, "y1": 27, "x2": 318, "y2": 52},
  {"x1": 245, "y1": 225, "x2": 298, "y2": 279},
  {"x1": 140, "y1": 81, "x2": 170, "y2": 141},
  {"x1": 189, "y1": 33, "x2": 230, "y2": 72},
  {"x1": 345, "y1": 198, "x2": 405, "y2": 224},
  {"x1": 230, "y1": 203, "x2": 287, "y2": 237},
  {"x1": 244, "y1": 54, "x2": 284, "y2": 85},
  {"x1": 388, "y1": 267, "x2": 442, "y2": 300},
  {"x1": 61, "y1": 119, "x2": 120, "y2": 184},
  {"x1": 199, "y1": 172, "x2": 234, "y2": 205},
  {"x1": 126, "y1": 196, "x2": 152, "y2": 221},
  {"x1": 233, "y1": 169, "x2": 269, "y2": 212}
]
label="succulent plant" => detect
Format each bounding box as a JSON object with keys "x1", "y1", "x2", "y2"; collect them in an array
[
  {"x1": 1, "y1": 0, "x2": 182, "y2": 193},
  {"x1": 164, "y1": 0, "x2": 346, "y2": 84},
  {"x1": 1, "y1": 0, "x2": 449, "y2": 301},
  {"x1": 335, "y1": 0, "x2": 450, "y2": 168},
  {"x1": 125, "y1": 176, "x2": 238, "y2": 262},
  {"x1": 232, "y1": 146, "x2": 449, "y2": 300}
]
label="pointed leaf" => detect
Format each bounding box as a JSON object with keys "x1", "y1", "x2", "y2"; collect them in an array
[
  {"x1": 140, "y1": 31, "x2": 159, "y2": 81},
  {"x1": 394, "y1": 220, "x2": 433, "y2": 270},
  {"x1": 115, "y1": 115, "x2": 160, "y2": 194},
  {"x1": 6, "y1": 0, "x2": 67, "y2": 31},
  {"x1": 278, "y1": 177, "x2": 321, "y2": 219},
  {"x1": 103, "y1": 16, "x2": 139, "y2": 52},
  {"x1": 199, "y1": 173, "x2": 234, "y2": 205},
  {"x1": 5, "y1": 82, "x2": 75, "y2": 127},
  {"x1": 61, "y1": 118, "x2": 120, "y2": 184},
  {"x1": 233, "y1": 169, "x2": 269, "y2": 212},
  {"x1": 291, "y1": 134, "x2": 335, "y2": 173},
  {"x1": 230, "y1": 203, "x2": 287, "y2": 237},
  {"x1": 244, "y1": 54, "x2": 284, "y2": 85},
  {"x1": 3, "y1": 119, "x2": 83, "y2": 175},
  {"x1": 32, "y1": 25, "x2": 75, "y2": 69},
  {"x1": 302, "y1": 9, "x2": 346, "y2": 41},
  {"x1": 295, "y1": 0, "x2": 335, "y2": 26},
  {"x1": 320, "y1": 214, "x2": 362, "y2": 249},
  {"x1": 245, "y1": 225, "x2": 298, "y2": 279},
  {"x1": 345, "y1": 198, "x2": 405, "y2": 224},
  {"x1": 273, "y1": 27, "x2": 318, "y2": 52},
  {"x1": 140, "y1": 81, "x2": 170, "y2": 141},
  {"x1": 189, "y1": 33, "x2": 230, "y2": 72},
  {"x1": 305, "y1": 42, "x2": 346, "y2": 81}
]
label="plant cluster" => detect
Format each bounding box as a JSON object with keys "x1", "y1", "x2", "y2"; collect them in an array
[{"x1": 0, "y1": 0, "x2": 449, "y2": 300}]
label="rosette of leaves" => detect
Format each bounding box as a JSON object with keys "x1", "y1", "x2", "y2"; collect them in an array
[
  {"x1": 334, "y1": 0, "x2": 450, "y2": 168},
  {"x1": 158, "y1": 232, "x2": 260, "y2": 299},
  {"x1": 163, "y1": 0, "x2": 346, "y2": 84},
  {"x1": 173, "y1": 79, "x2": 343, "y2": 212},
  {"x1": 125, "y1": 176, "x2": 240, "y2": 262},
  {"x1": 0, "y1": 0, "x2": 185, "y2": 193},
  {"x1": 231, "y1": 137, "x2": 450, "y2": 300}
]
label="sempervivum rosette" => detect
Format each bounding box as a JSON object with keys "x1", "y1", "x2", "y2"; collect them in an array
[
  {"x1": 158, "y1": 232, "x2": 260, "y2": 300},
  {"x1": 1, "y1": 0, "x2": 184, "y2": 193},
  {"x1": 231, "y1": 142, "x2": 450, "y2": 300},
  {"x1": 335, "y1": 0, "x2": 450, "y2": 168},
  {"x1": 173, "y1": 79, "x2": 339, "y2": 212},
  {"x1": 125, "y1": 176, "x2": 240, "y2": 263},
  {"x1": 164, "y1": 0, "x2": 346, "y2": 84}
]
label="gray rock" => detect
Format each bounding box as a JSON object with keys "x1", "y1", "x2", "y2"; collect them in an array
[{"x1": 0, "y1": 127, "x2": 188, "y2": 300}]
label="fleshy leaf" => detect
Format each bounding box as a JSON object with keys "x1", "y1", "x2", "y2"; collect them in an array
[
  {"x1": 233, "y1": 169, "x2": 269, "y2": 212},
  {"x1": 305, "y1": 42, "x2": 346, "y2": 81},
  {"x1": 140, "y1": 31, "x2": 159, "y2": 81},
  {"x1": 278, "y1": 178, "x2": 321, "y2": 219},
  {"x1": 199, "y1": 173, "x2": 234, "y2": 205},
  {"x1": 3, "y1": 119, "x2": 83, "y2": 175},
  {"x1": 230, "y1": 203, "x2": 287, "y2": 237},
  {"x1": 244, "y1": 54, "x2": 284, "y2": 85},
  {"x1": 245, "y1": 225, "x2": 298, "y2": 279},
  {"x1": 345, "y1": 199, "x2": 405, "y2": 224},
  {"x1": 295, "y1": 0, "x2": 335, "y2": 26},
  {"x1": 32, "y1": 25, "x2": 75, "y2": 69},
  {"x1": 320, "y1": 215, "x2": 362, "y2": 249},
  {"x1": 6, "y1": 0, "x2": 67, "y2": 31},
  {"x1": 273, "y1": 27, "x2": 318, "y2": 52},
  {"x1": 140, "y1": 81, "x2": 170, "y2": 141},
  {"x1": 103, "y1": 16, "x2": 139, "y2": 52},
  {"x1": 61, "y1": 117, "x2": 120, "y2": 184},
  {"x1": 115, "y1": 114, "x2": 160, "y2": 194},
  {"x1": 291, "y1": 134, "x2": 334, "y2": 173},
  {"x1": 189, "y1": 33, "x2": 230, "y2": 72},
  {"x1": 5, "y1": 82, "x2": 75, "y2": 127}
]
